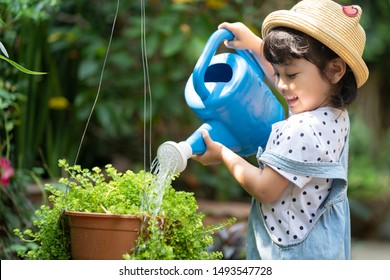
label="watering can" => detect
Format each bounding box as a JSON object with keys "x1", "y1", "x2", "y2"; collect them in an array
[{"x1": 157, "y1": 28, "x2": 285, "y2": 173}]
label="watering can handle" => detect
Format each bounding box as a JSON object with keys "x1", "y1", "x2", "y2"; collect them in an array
[{"x1": 193, "y1": 28, "x2": 265, "y2": 101}]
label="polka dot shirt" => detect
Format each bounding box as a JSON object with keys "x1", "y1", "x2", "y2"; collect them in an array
[{"x1": 259, "y1": 107, "x2": 349, "y2": 245}]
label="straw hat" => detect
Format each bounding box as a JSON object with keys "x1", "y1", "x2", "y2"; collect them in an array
[{"x1": 262, "y1": 0, "x2": 369, "y2": 88}]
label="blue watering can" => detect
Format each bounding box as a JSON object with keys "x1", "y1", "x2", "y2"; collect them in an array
[{"x1": 157, "y1": 29, "x2": 285, "y2": 173}]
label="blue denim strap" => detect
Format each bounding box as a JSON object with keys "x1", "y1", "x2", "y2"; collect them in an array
[{"x1": 259, "y1": 151, "x2": 347, "y2": 181}]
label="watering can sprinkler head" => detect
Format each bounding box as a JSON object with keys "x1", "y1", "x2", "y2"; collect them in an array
[{"x1": 157, "y1": 141, "x2": 192, "y2": 174}]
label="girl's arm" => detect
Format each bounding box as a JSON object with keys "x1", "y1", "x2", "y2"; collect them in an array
[
  {"x1": 192, "y1": 130, "x2": 289, "y2": 203},
  {"x1": 218, "y1": 22, "x2": 275, "y2": 85}
]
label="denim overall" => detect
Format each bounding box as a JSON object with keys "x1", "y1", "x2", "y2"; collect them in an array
[{"x1": 246, "y1": 137, "x2": 350, "y2": 260}]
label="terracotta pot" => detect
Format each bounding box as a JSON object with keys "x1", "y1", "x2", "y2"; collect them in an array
[{"x1": 66, "y1": 211, "x2": 145, "y2": 260}]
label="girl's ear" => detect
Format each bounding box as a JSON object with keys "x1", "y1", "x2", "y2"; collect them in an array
[{"x1": 327, "y1": 58, "x2": 347, "y2": 84}]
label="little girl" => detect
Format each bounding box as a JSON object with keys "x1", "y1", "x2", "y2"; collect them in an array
[{"x1": 192, "y1": 0, "x2": 369, "y2": 259}]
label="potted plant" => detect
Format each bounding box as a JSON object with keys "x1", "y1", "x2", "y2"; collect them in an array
[{"x1": 14, "y1": 159, "x2": 235, "y2": 260}]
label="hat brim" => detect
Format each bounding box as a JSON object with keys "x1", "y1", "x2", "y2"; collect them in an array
[{"x1": 262, "y1": 10, "x2": 369, "y2": 88}]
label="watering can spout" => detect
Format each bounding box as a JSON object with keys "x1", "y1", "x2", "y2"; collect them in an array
[
  {"x1": 157, "y1": 121, "x2": 240, "y2": 174},
  {"x1": 157, "y1": 141, "x2": 192, "y2": 174}
]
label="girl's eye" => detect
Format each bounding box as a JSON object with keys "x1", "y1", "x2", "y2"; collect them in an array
[
  {"x1": 286, "y1": 73, "x2": 297, "y2": 79},
  {"x1": 273, "y1": 72, "x2": 280, "y2": 78}
]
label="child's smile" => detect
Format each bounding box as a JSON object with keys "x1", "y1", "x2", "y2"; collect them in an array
[{"x1": 285, "y1": 95, "x2": 299, "y2": 107}]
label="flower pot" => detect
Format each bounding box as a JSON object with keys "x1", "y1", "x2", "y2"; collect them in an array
[{"x1": 66, "y1": 211, "x2": 144, "y2": 260}]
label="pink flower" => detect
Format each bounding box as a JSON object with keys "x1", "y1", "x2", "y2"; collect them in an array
[{"x1": 0, "y1": 157, "x2": 15, "y2": 187}]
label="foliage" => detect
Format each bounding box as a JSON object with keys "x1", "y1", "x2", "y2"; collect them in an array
[
  {"x1": 348, "y1": 113, "x2": 390, "y2": 199},
  {"x1": 0, "y1": 0, "x2": 60, "y2": 21},
  {"x1": 0, "y1": 0, "x2": 52, "y2": 259},
  {"x1": 0, "y1": 170, "x2": 41, "y2": 259},
  {"x1": 0, "y1": 70, "x2": 44, "y2": 259},
  {"x1": 1, "y1": 0, "x2": 80, "y2": 177},
  {"x1": 0, "y1": 54, "x2": 46, "y2": 75},
  {"x1": 15, "y1": 159, "x2": 235, "y2": 260}
]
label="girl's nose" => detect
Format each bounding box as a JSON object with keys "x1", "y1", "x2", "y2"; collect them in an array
[{"x1": 276, "y1": 78, "x2": 288, "y2": 94}]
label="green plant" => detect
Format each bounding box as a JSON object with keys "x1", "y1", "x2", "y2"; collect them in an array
[
  {"x1": 15, "y1": 159, "x2": 235, "y2": 260},
  {"x1": 0, "y1": 58, "x2": 47, "y2": 258},
  {"x1": 1, "y1": 7, "x2": 49, "y2": 258}
]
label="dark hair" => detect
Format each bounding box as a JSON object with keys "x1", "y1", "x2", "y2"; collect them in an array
[{"x1": 263, "y1": 27, "x2": 357, "y2": 108}]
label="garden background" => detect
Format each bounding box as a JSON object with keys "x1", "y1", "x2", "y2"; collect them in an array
[{"x1": 1, "y1": 0, "x2": 389, "y2": 259}]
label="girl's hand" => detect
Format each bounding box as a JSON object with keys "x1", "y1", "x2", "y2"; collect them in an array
[
  {"x1": 218, "y1": 22, "x2": 261, "y2": 51},
  {"x1": 217, "y1": 22, "x2": 275, "y2": 83},
  {"x1": 191, "y1": 130, "x2": 224, "y2": 165}
]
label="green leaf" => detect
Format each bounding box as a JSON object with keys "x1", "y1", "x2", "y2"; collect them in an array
[
  {"x1": 161, "y1": 33, "x2": 185, "y2": 57},
  {"x1": 0, "y1": 54, "x2": 46, "y2": 75}
]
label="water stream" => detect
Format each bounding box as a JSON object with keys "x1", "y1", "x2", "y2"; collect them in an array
[
  {"x1": 142, "y1": 156, "x2": 178, "y2": 217},
  {"x1": 136, "y1": 155, "x2": 178, "y2": 259}
]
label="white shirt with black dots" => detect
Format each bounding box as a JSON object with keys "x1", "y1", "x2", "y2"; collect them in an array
[{"x1": 261, "y1": 107, "x2": 349, "y2": 245}]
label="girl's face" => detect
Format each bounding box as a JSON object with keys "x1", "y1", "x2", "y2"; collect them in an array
[{"x1": 273, "y1": 58, "x2": 331, "y2": 114}]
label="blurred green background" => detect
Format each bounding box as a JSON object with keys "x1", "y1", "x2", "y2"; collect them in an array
[{"x1": 1, "y1": 0, "x2": 389, "y2": 259}]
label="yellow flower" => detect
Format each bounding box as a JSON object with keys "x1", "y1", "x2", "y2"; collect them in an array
[
  {"x1": 48, "y1": 96, "x2": 70, "y2": 110},
  {"x1": 180, "y1": 23, "x2": 191, "y2": 34}
]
